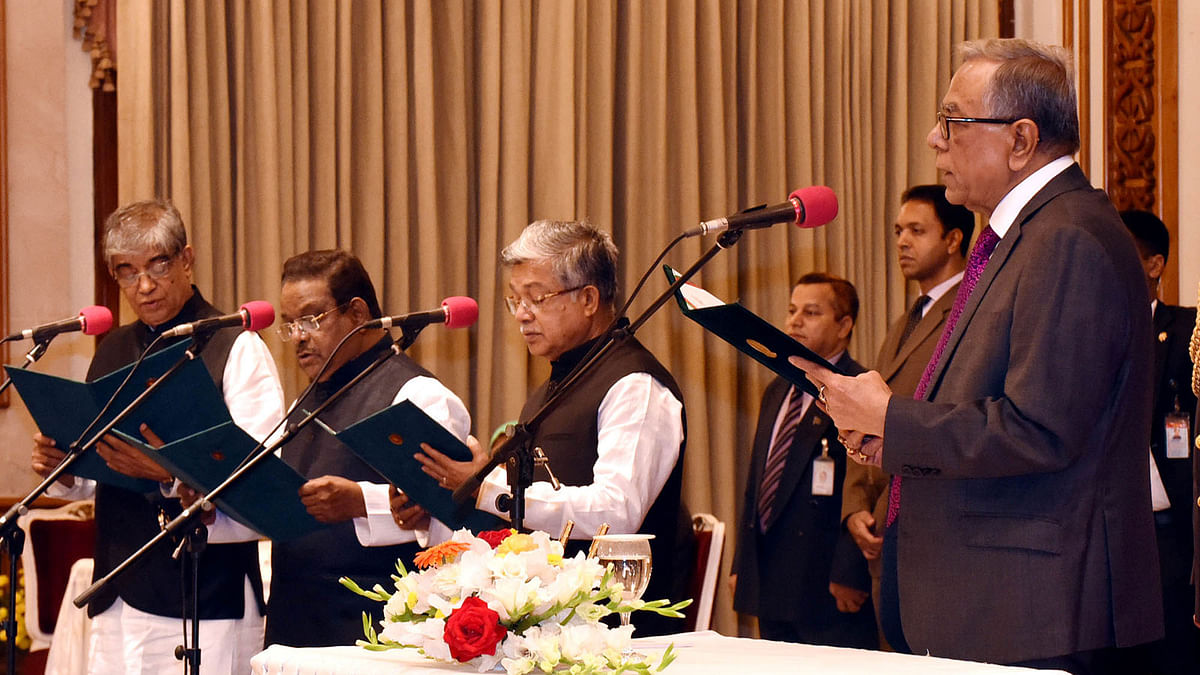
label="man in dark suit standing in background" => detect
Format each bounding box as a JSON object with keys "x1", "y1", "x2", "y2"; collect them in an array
[
  {"x1": 1117, "y1": 210, "x2": 1199, "y2": 673},
  {"x1": 838, "y1": 185, "x2": 972, "y2": 646},
  {"x1": 794, "y1": 38, "x2": 1162, "y2": 672},
  {"x1": 731, "y1": 273, "x2": 875, "y2": 648}
]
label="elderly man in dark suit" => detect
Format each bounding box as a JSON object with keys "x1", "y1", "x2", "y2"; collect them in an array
[
  {"x1": 838, "y1": 185, "x2": 972, "y2": 647},
  {"x1": 794, "y1": 38, "x2": 1162, "y2": 673},
  {"x1": 1115, "y1": 209, "x2": 1199, "y2": 673},
  {"x1": 731, "y1": 273, "x2": 876, "y2": 648}
]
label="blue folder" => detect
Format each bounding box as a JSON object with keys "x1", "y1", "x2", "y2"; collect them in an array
[
  {"x1": 335, "y1": 400, "x2": 504, "y2": 532},
  {"x1": 6, "y1": 341, "x2": 231, "y2": 493},
  {"x1": 113, "y1": 423, "x2": 328, "y2": 541}
]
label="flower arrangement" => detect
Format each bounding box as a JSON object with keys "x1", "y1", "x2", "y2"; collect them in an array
[{"x1": 341, "y1": 528, "x2": 691, "y2": 674}]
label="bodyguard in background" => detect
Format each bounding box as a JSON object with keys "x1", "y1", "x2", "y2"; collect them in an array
[
  {"x1": 731, "y1": 273, "x2": 876, "y2": 648},
  {"x1": 1117, "y1": 209, "x2": 1199, "y2": 673}
]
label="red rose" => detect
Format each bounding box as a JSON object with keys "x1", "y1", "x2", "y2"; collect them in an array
[
  {"x1": 443, "y1": 596, "x2": 507, "y2": 662},
  {"x1": 478, "y1": 528, "x2": 515, "y2": 549}
]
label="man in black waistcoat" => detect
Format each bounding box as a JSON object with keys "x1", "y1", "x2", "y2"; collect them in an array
[
  {"x1": 264, "y1": 249, "x2": 472, "y2": 648},
  {"x1": 413, "y1": 220, "x2": 691, "y2": 637},
  {"x1": 731, "y1": 273, "x2": 876, "y2": 647},
  {"x1": 1111, "y1": 210, "x2": 1200, "y2": 673},
  {"x1": 31, "y1": 199, "x2": 285, "y2": 673}
]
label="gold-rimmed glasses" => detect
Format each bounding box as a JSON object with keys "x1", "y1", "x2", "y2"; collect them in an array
[
  {"x1": 277, "y1": 302, "x2": 350, "y2": 342},
  {"x1": 503, "y1": 286, "x2": 584, "y2": 316}
]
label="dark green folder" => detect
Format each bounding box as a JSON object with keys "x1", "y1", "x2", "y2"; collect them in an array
[
  {"x1": 664, "y1": 265, "x2": 842, "y2": 397},
  {"x1": 112, "y1": 422, "x2": 327, "y2": 541},
  {"x1": 5, "y1": 341, "x2": 231, "y2": 493},
  {"x1": 335, "y1": 400, "x2": 504, "y2": 532}
]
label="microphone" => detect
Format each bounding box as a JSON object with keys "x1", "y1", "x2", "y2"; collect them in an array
[
  {"x1": 2, "y1": 306, "x2": 114, "y2": 342},
  {"x1": 363, "y1": 296, "x2": 479, "y2": 331},
  {"x1": 160, "y1": 301, "x2": 275, "y2": 338},
  {"x1": 686, "y1": 185, "x2": 839, "y2": 237}
]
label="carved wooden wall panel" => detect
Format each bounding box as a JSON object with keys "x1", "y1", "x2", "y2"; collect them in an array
[{"x1": 1105, "y1": 0, "x2": 1180, "y2": 302}]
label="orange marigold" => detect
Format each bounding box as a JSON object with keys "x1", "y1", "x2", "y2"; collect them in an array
[{"x1": 414, "y1": 541, "x2": 471, "y2": 568}]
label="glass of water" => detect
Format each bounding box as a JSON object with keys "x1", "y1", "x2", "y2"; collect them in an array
[{"x1": 592, "y1": 533, "x2": 654, "y2": 638}]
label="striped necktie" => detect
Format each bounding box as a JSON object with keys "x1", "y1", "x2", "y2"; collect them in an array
[
  {"x1": 896, "y1": 295, "x2": 931, "y2": 353},
  {"x1": 886, "y1": 226, "x2": 1001, "y2": 528},
  {"x1": 757, "y1": 387, "x2": 810, "y2": 532}
]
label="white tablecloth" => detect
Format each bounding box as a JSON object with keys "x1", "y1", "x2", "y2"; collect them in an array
[{"x1": 250, "y1": 631, "x2": 1067, "y2": 674}]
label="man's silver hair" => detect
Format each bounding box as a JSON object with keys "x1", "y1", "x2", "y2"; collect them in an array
[
  {"x1": 501, "y1": 220, "x2": 619, "y2": 305},
  {"x1": 957, "y1": 38, "x2": 1080, "y2": 155},
  {"x1": 102, "y1": 199, "x2": 188, "y2": 267}
]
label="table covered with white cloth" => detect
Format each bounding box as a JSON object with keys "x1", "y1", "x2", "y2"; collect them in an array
[{"x1": 250, "y1": 630, "x2": 1067, "y2": 674}]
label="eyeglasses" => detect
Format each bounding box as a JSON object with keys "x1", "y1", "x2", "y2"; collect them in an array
[
  {"x1": 936, "y1": 111, "x2": 1020, "y2": 141},
  {"x1": 503, "y1": 286, "x2": 584, "y2": 316},
  {"x1": 277, "y1": 302, "x2": 350, "y2": 342},
  {"x1": 113, "y1": 255, "x2": 176, "y2": 288}
]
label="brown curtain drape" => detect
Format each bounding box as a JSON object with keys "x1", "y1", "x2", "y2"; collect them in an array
[{"x1": 116, "y1": 0, "x2": 997, "y2": 634}]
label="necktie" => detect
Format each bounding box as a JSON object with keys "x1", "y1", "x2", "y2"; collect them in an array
[
  {"x1": 886, "y1": 226, "x2": 1001, "y2": 528},
  {"x1": 896, "y1": 295, "x2": 931, "y2": 353},
  {"x1": 757, "y1": 387, "x2": 810, "y2": 532}
]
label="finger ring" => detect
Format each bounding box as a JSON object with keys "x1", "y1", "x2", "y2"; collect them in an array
[
  {"x1": 818, "y1": 384, "x2": 828, "y2": 405},
  {"x1": 440, "y1": 476, "x2": 447, "y2": 485}
]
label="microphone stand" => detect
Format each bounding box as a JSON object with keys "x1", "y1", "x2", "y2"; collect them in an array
[
  {"x1": 454, "y1": 229, "x2": 745, "y2": 529},
  {"x1": 73, "y1": 321, "x2": 430, "y2": 615},
  {"x1": 0, "y1": 333, "x2": 212, "y2": 675},
  {"x1": 0, "y1": 336, "x2": 53, "y2": 675}
]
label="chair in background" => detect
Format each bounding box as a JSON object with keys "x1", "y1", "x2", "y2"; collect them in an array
[
  {"x1": 17, "y1": 500, "x2": 95, "y2": 675},
  {"x1": 683, "y1": 512, "x2": 725, "y2": 632}
]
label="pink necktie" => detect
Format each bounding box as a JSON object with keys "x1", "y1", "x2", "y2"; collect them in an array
[{"x1": 886, "y1": 226, "x2": 1001, "y2": 528}]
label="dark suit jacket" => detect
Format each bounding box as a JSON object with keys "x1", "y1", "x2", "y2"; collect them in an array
[
  {"x1": 841, "y1": 285, "x2": 959, "y2": 570},
  {"x1": 1150, "y1": 303, "x2": 1198, "y2": 589},
  {"x1": 733, "y1": 353, "x2": 874, "y2": 645},
  {"x1": 883, "y1": 164, "x2": 1163, "y2": 663}
]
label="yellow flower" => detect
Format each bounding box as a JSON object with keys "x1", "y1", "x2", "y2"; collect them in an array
[
  {"x1": 548, "y1": 553, "x2": 563, "y2": 566},
  {"x1": 496, "y1": 533, "x2": 536, "y2": 556}
]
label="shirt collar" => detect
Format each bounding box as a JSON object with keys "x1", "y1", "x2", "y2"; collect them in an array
[
  {"x1": 923, "y1": 271, "x2": 964, "y2": 307},
  {"x1": 987, "y1": 155, "x2": 1075, "y2": 238}
]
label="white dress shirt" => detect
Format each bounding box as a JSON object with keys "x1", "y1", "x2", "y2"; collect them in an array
[{"x1": 474, "y1": 372, "x2": 685, "y2": 537}]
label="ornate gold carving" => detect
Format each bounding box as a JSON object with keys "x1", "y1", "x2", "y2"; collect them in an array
[
  {"x1": 1108, "y1": 0, "x2": 1157, "y2": 210},
  {"x1": 73, "y1": 0, "x2": 115, "y2": 91}
]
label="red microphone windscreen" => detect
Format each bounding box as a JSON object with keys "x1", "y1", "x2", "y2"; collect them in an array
[
  {"x1": 79, "y1": 305, "x2": 114, "y2": 336},
  {"x1": 240, "y1": 301, "x2": 276, "y2": 332},
  {"x1": 790, "y1": 185, "x2": 839, "y2": 228},
  {"x1": 441, "y1": 296, "x2": 479, "y2": 330}
]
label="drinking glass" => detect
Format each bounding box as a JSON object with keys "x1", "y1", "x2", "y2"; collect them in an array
[{"x1": 591, "y1": 534, "x2": 654, "y2": 639}]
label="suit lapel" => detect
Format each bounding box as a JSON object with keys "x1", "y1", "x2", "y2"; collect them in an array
[
  {"x1": 762, "y1": 402, "x2": 831, "y2": 529},
  {"x1": 749, "y1": 378, "x2": 792, "y2": 492},
  {"x1": 1151, "y1": 305, "x2": 1172, "y2": 413},
  {"x1": 881, "y1": 285, "x2": 959, "y2": 382},
  {"x1": 924, "y1": 164, "x2": 1090, "y2": 399}
]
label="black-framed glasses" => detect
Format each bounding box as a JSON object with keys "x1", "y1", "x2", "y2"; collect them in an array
[
  {"x1": 503, "y1": 286, "x2": 584, "y2": 316},
  {"x1": 936, "y1": 111, "x2": 1019, "y2": 140},
  {"x1": 277, "y1": 301, "x2": 351, "y2": 341},
  {"x1": 113, "y1": 255, "x2": 176, "y2": 288}
]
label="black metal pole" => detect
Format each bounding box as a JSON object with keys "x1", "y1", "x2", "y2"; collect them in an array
[{"x1": 4, "y1": 527, "x2": 24, "y2": 675}]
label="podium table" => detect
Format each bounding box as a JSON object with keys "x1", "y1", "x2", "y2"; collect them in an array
[{"x1": 250, "y1": 630, "x2": 1066, "y2": 674}]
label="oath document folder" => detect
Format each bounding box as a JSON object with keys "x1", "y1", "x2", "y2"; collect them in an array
[
  {"x1": 335, "y1": 400, "x2": 505, "y2": 532},
  {"x1": 664, "y1": 265, "x2": 843, "y2": 396},
  {"x1": 113, "y1": 422, "x2": 328, "y2": 541},
  {"x1": 5, "y1": 341, "x2": 230, "y2": 493}
]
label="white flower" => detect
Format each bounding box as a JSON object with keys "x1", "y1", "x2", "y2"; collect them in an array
[{"x1": 480, "y1": 575, "x2": 542, "y2": 622}]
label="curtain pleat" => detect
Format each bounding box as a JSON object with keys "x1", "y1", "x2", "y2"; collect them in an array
[{"x1": 116, "y1": 0, "x2": 998, "y2": 635}]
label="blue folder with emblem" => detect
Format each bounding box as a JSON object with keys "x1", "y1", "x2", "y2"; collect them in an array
[
  {"x1": 664, "y1": 265, "x2": 843, "y2": 397},
  {"x1": 335, "y1": 400, "x2": 505, "y2": 532},
  {"x1": 5, "y1": 341, "x2": 231, "y2": 493},
  {"x1": 113, "y1": 422, "x2": 328, "y2": 541}
]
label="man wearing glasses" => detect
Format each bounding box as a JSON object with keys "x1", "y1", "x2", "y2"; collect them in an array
[
  {"x1": 413, "y1": 220, "x2": 690, "y2": 636},
  {"x1": 793, "y1": 38, "x2": 1162, "y2": 671},
  {"x1": 263, "y1": 249, "x2": 470, "y2": 648},
  {"x1": 30, "y1": 199, "x2": 285, "y2": 674}
]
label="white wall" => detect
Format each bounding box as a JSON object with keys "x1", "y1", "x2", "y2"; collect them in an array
[{"x1": 0, "y1": 0, "x2": 96, "y2": 494}]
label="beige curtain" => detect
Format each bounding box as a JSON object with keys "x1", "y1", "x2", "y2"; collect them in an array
[{"x1": 116, "y1": 0, "x2": 997, "y2": 635}]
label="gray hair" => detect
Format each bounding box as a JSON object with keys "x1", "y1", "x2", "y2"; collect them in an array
[
  {"x1": 958, "y1": 38, "x2": 1080, "y2": 156},
  {"x1": 102, "y1": 199, "x2": 188, "y2": 267},
  {"x1": 501, "y1": 220, "x2": 619, "y2": 305}
]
